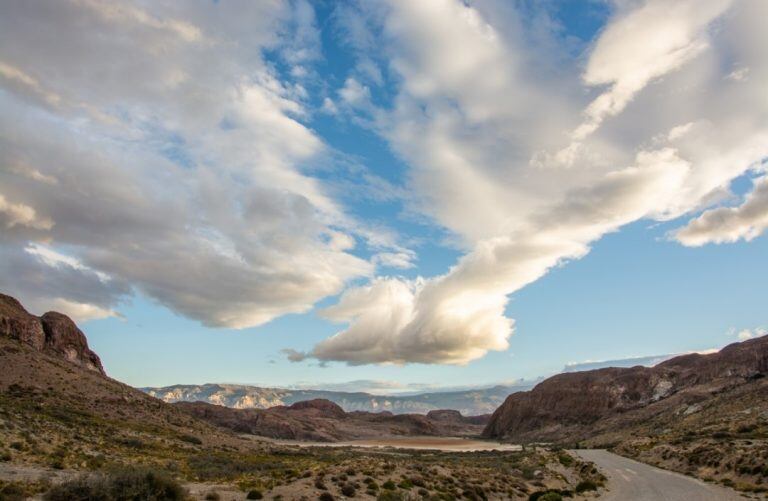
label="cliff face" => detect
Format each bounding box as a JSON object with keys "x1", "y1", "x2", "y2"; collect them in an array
[
  {"x1": 0, "y1": 293, "x2": 106, "y2": 375},
  {"x1": 483, "y1": 335, "x2": 768, "y2": 443}
]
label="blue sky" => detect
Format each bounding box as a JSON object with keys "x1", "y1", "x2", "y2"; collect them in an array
[{"x1": 1, "y1": 0, "x2": 767, "y2": 392}]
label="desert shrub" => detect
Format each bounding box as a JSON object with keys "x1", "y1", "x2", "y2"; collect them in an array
[
  {"x1": 319, "y1": 493, "x2": 335, "y2": 501},
  {"x1": 188, "y1": 454, "x2": 270, "y2": 481},
  {"x1": 44, "y1": 468, "x2": 185, "y2": 501},
  {"x1": 557, "y1": 453, "x2": 574, "y2": 467},
  {"x1": 397, "y1": 479, "x2": 413, "y2": 489},
  {"x1": 179, "y1": 434, "x2": 203, "y2": 445},
  {"x1": 0, "y1": 451, "x2": 11, "y2": 462},
  {"x1": 382, "y1": 480, "x2": 396, "y2": 490},
  {"x1": 315, "y1": 479, "x2": 328, "y2": 490},
  {"x1": 204, "y1": 491, "x2": 221, "y2": 500},
  {"x1": 115, "y1": 437, "x2": 145, "y2": 449},
  {"x1": 376, "y1": 491, "x2": 404, "y2": 501},
  {"x1": 575, "y1": 480, "x2": 597, "y2": 493},
  {"x1": 0, "y1": 482, "x2": 27, "y2": 501},
  {"x1": 247, "y1": 489, "x2": 264, "y2": 499},
  {"x1": 341, "y1": 483, "x2": 356, "y2": 497},
  {"x1": 529, "y1": 491, "x2": 563, "y2": 501}
]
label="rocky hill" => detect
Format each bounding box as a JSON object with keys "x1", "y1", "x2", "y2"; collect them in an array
[
  {"x1": 484, "y1": 335, "x2": 768, "y2": 443},
  {"x1": 483, "y1": 335, "x2": 768, "y2": 494},
  {"x1": 174, "y1": 398, "x2": 490, "y2": 442},
  {"x1": 143, "y1": 382, "x2": 530, "y2": 416},
  {"x1": 0, "y1": 293, "x2": 105, "y2": 375}
]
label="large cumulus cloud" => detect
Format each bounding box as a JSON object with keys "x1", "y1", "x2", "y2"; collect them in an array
[
  {"x1": 302, "y1": 0, "x2": 768, "y2": 365},
  {"x1": 0, "y1": 0, "x2": 381, "y2": 326}
]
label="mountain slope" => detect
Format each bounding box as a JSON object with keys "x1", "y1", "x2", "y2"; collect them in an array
[
  {"x1": 484, "y1": 335, "x2": 768, "y2": 442},
  {"x1": 143, "y1": 382, "x2": 531, "y2": 416},
  {"x1": 483, "y1": 335, "x2": 768, "y2": 495}
]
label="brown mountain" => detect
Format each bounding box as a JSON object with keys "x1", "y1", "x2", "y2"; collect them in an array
[
  {"x1": 175, "y1": 398, "x2": 489, "y2": 442},
  {"x1": 0, "y1": 293, "x2": 105, "y2": 375},
  {"x1": 483, "y1": 334, "x2": 768, "y2": 443}
]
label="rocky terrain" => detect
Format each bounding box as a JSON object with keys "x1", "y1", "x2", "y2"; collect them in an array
[
  {"x1": 0, "y1": 292, "x2": 599, "y2": 499},
  {"x1": 0, "y1": 293, "x2": 105, "y2": 375},
  {"x1": 143, "y1": 381, "x2": 531, "y2": 416},
  {"x1": 484, "y1": 334, "x2": 768, "y2": 496},
  {"x1": 174, "y1": 399, "x2": 490, "y2": 442}
]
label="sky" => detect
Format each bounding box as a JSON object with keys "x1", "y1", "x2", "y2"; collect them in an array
[{"x1": 1, "y1": 0, "x2": 767, "y2": 392}]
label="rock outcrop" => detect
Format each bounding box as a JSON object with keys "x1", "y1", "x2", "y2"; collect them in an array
[
  {"x1": 0, "y1": 293, "x2": 105, "y2": 375},
  {"x1": 483, "y1": 335, "x2": 768, "y2": 443}
]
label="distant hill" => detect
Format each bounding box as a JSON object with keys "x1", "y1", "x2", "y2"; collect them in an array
[
  {"x1": 142, "y1": 382, "x2": 534, "y2": 416},
  {"x1": 174, "y1": 399, "x2": 489, "y2": 442}
]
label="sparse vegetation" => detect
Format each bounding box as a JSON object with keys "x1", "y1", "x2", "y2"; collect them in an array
[{"x1": 43, "y1": 468, "x2": 186, "y2": 501}]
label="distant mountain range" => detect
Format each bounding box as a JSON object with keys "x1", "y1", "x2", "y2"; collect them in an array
[
  {"x1": 142, "y1": 354, "x2": 690, "y2": 416},
  {"x1": 141, "y1": 382, "x2": 535, "y2": 416}
]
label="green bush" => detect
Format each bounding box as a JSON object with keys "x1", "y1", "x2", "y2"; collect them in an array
[
  {"x1": 397, "y1": 479, "x2": 413, "y2": 490},
  {"x1": 575, "y1": 480, "x2": 597, "y2": 493},
  {"x1": 529, "y1": 491, "x2": 563, "y2": 501},
  {"x1": 382, "y1": 480, "x2": 396, "y2": 490},
  {"x1": 44, "y1": 468, "x2": 186, "y2": 501}
]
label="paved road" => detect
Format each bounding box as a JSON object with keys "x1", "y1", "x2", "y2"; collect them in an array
[{"x1": 572, "y1": 449, "x2": 745, "y2": 500}]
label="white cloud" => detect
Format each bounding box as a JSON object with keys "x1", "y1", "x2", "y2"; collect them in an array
[
  {"x1": 674, "y1": 175, "x2": 768, "y2": 246},
  {"x1": 372, "y1": 251, "x2": 416, "y2": 270},
  {"x1": 48, "y1": 298, "x2": 122, "y2": 322},
  {"x1": 304, "y1": 0, "x2": 768, "y2": 365},
  {"x1": 0, "y1": 0, "x2": 390, "y2": 329},
  {"x1": 568, "y1": 0, "x2": 733, "y2": 145},
  {"x1": 730, "y1": 327, "x2": 767, "y2": 342},
  {"x1": 0, "y1": 194, "x2": 54, "y2": 230},
  {"x1": 3, "y1": 0, "x2": 767, "y2": 363},
  {"x1": 338, "y1": 77, "x2": 371, "y2": 107}
]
